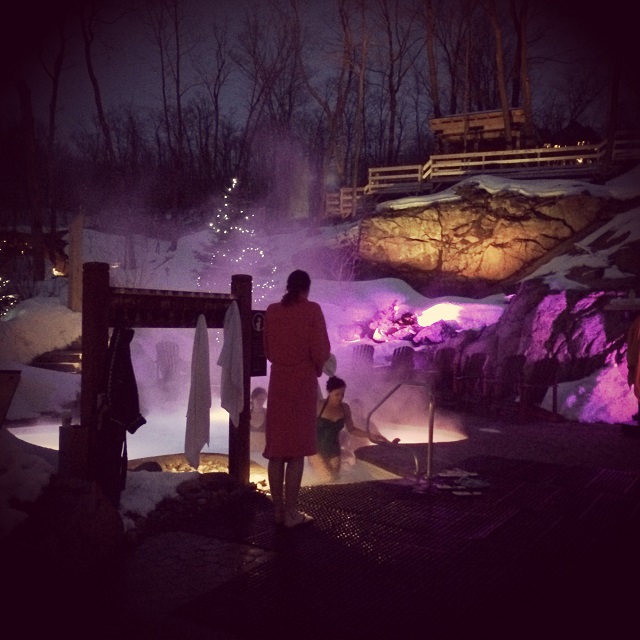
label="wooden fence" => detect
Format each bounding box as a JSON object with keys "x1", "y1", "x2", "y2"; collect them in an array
[
  {"x1": 325, "y1": 130, "x2": 640, "y2": 218},
  {"x1": 61, "y1": 263, "x2": 255, "y2": 496}
]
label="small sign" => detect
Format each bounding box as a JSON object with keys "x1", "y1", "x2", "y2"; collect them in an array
[
  {"x1": 251, "y1": 310, "x2": 267, "y2": 377},
  {"x1": 252, "y1": 311, "x2": 265, "y2": 332}
]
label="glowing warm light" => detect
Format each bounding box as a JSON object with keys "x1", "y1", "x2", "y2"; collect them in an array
[
  {"x1": 416, "y1": 302, "x2": 463, "y2": 327},
  {"x1": 372, "y1": 328, "x2": 388, "y2": 342},
  {"x1": 370, "y1": 423, "x2": 466, "y2": 445},
  {"x1": 249, "y1": 470, "x2": 269, "y2": 490},
  {"x1": 340, "y1": 326, "x2": 362, "y2": 342},
  {"x1": 1, "y1": 275, "x2": 18, "y2": 316},
  {"x1": 8, "y1": 421, "x2": 62, "y2": 449},
  {"x1": 196, "y1": 178, "x2": 278, "y2": 306}
]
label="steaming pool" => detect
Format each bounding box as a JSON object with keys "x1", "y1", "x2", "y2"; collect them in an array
[{"x1": 8, "y1": 389, "x2": 468, "y2": 486}]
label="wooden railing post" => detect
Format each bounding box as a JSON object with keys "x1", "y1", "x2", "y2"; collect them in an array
[
  {"x1": 67, "y1": 213, "x2": 84, "y2": 312},
  {"x1": 80, "y1": 262, "x2": 111, "y2": 477},
  {"x1": 229, "y1": 274, "x2": 252, "y2": 485}
]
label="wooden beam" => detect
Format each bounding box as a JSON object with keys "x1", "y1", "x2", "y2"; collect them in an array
[
  {"x1": 429, "y1": 108, "x2": 525, "y2": 141},
  {"x1": 80, "y1": 261, "x2": 111, "y2": 481},
  {"x1": 228, "y1": 274, "x2": 252, "y2": 485},
  {"x1": 110, "y1": 287, "x2": 234, "y2": 328},
  {"x1": 74, "y1": 262, "x2": 255, "y2": 494},
  {"x1": 0, "y1": 369, "x2": 21, "y2": 429},
  {"x1": 67, "y1": 214, "x2": 84, "y2": 312}
]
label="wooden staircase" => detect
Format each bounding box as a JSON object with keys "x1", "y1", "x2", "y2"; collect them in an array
[{"x1": 30, "y1": 342, "x2": 82, "y2": 374}]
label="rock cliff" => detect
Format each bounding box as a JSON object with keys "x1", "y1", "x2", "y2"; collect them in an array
[
  {"x1": 356, "y1": 182, "x2": 639, "y2": 297},
  {"x1": 316, "y1": 180, "x2": 640, "y2": 423}
]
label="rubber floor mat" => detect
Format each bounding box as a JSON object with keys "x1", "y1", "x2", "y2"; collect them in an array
[{"x1": 174, "y1": 457, "x2": 640, "y2": 639}]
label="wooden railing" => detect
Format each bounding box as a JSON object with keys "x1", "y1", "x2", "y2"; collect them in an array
[
  {"x1": 425, "y1": 141, "x2": 606, "y2": 181},
  {"x1": 611, "y1": 130, "x2": 640, "y2": 160},
  {"x1": 324, "y1": 131, "x2": 640, "y2": 218},
  {"x1": 429, "y1": 108, "x2": 526, "y2": 141},
  {"x1": 325, "y1": 187, "x2": 366, "y2": 218},
  {"x1": 364, "y1": 165, "x2": 423, "y2": 194}
]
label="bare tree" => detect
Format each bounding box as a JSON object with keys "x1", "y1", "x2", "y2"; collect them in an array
[
  {"x1": 192, "y1": 20, "x2": 234, "y2": 184},
  {"x1": 78, "y1": 0, "x2": 116, "y2": 165},
  {"x1": 16, "y1": 80, "x2": 45, "y2": 283},
  {"x1": 423, "y1": 0, "x2": 441, "y2": 118},
  {"x1": 482, "y1": 0, "x2": 513, "y2": 147},
  {"x1": 300, "y1": 0, "x2": 358, "y2": 189},
  {"x1": 370, "y1": 0, "x2": 424, "y2": 164},
  {"x1": 108, "y1": 105, "x2": 152, "y2": 179},
  {"x1": 349, "y1": 0, "x2": 369, "y2": 203},
  {"x1": 142, "y1": 0, "x2": 203, "y2": 212},
  {"x1": 144, "y1": 0, "x2": 196, "y2": 161},
  {"x1": 434, "y1": 1, "x2": 470, "y2": 114},
  {"x1": 232, "y1": 0, "x2": 309, "y2": 189},
  {"x1": 509, "y1": 0, "x2": 534, "y2": 143},
  {"x1": 425, "y1": 0, "x2": 521, "y2": 145},
  {"x1": 39, "y1": 14, "x2": 67, "y2": 236}
]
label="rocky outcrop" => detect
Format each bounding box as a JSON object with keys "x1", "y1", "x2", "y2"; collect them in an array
[
  {"x1": 447, "y1": 281, "x2": 633, "y2": 383},
  {"x1": 358, "y1": 185, "x2": 609, "y2": 284}
]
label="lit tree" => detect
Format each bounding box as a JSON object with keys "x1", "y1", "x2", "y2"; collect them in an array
[
  {"x1": 194, "y1": 179, "x2": 277, "y2": 306},
  {"x1": 1, "y1": 275, "x2": 18, "y2": 317}
]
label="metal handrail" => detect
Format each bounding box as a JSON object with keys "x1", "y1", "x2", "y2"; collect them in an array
[{"x1": 365, "y1": 381, "x2": 436, "y2": 484}]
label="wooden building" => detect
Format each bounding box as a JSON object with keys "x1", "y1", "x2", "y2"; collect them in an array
[{"x1": 429, "y1": 107, "x2": 526, "y2": 153}]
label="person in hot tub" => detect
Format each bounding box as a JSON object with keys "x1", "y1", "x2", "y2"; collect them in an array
[{"x1": 312, "y1": 375, "x2": 396, "y2": 482}]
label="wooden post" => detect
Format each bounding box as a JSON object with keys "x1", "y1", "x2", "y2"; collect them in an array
[
  {"x1": 80, "y1": 262, "x2": 111, "y2": 478},
  {"x1": 67, "y1": 213, "x2": 84, "y2": 312},
  {"x1": 0, "y1": 370, "x2": 21, "y2": 429},
  {"x1": 58, "y1": 421, "x2": 90, "y2": 478},
  {"x1": 229, "y1": 274, "x2": 252, "y2": 485}
]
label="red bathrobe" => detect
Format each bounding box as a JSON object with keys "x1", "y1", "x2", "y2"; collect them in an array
[{"x1": 263, "y1": 298, "x2": 331, "y2": 459}]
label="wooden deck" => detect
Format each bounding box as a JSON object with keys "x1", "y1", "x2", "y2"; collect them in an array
[
  {"x1": 430, "y1": 107, "x2": 527, "y2": 150},
  {"x1": 325, "y1": 130, "x2": 640, "y2": 218}
]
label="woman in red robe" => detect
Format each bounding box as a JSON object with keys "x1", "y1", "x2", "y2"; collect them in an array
[{"x1": 263, "y1": 270, "x2": 331, "y2": 527}]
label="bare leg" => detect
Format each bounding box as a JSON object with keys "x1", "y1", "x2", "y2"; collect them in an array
[
  {"x1": 308, "y1": 454, "x2": 333, "y2": 483},
  {"x1": 284, "y1": 456, "x2": 305, "y2": 511},
  {"x1": 327, "y1": 456, "x2": 341, "y2": 482},
  {"x1": 283, "y1": 457, "x2": 314, "y2": 528},
  {"x1": 268, "y1": 458, "x2": 286, "y2": 522}
]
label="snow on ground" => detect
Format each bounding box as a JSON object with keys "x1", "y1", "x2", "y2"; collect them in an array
[
  {"x1": 1, "y1": 168, "x2": 639, "y2": 538},
  {"x1": 378, "y1": 163, "x2": 640, "y2": 211},
  {"x1": 523, "y1": 206, "x2": 640, "y2": 289}
]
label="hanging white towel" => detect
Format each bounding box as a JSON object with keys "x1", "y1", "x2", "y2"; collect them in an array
[
  {"x1": 217, "y1": 301, "x2": 244, "y2": 428},
  {"x1": 318, "y1": 353, "x2": 338, "y2": 401},
  {"x1": 185, "y1": 314, "x2": 211, "y2": 469},
  {"x1": 323, "y1": 353, "x2": 337, "y2": 376}
]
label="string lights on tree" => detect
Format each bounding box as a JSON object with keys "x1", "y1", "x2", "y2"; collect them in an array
[
  {"x1": 0, "y1": 275, "x2": 17, "y2": 317},
  {"x1": 195, "y1": 178, "x2": 277, "y2": 306},
  {"x1": 0, "y1": 235, "x2": 26, "y2": 316}
]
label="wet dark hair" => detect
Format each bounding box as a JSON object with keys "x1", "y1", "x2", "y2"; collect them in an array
[
  {"x1": 281, "y1": 269, "x2": 311, "y2": 306},
  {"x1": 250, "y1": 387, "x2": 267, "y2": 411},
  {"x1": 251, "y1": 387, "x2": 267, "y2": 400},
  {"x1": 326, "y1": 376, "x2": 346, "y2": 392}
]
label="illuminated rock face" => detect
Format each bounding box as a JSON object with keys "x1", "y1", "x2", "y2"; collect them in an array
[
  {"x1": 403, "y1": 279, "x2": 635, "y2": 419},
  {"x1": 359, "y1": 187, "x2": 605, "y2": 282},
  {"x1": 352, "y1": 181, "x2": 640, "y2": 404},
  {"x1": 464, "y1": 282, "x2": 632, "y2": 383}
]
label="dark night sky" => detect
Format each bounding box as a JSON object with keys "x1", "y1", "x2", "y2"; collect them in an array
[
  {"x1": 2, "y1": 0, "x2": 636, "y2": 77},
  {"x1": 1, "y1": 0, "x2": 638, "y2": 137},
  {"x1": 1, "y1": 0, "x2": 260, "y2": 134},
  {"x1": 1, "y1": 1, "x2": 80, "y2": 82}
]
